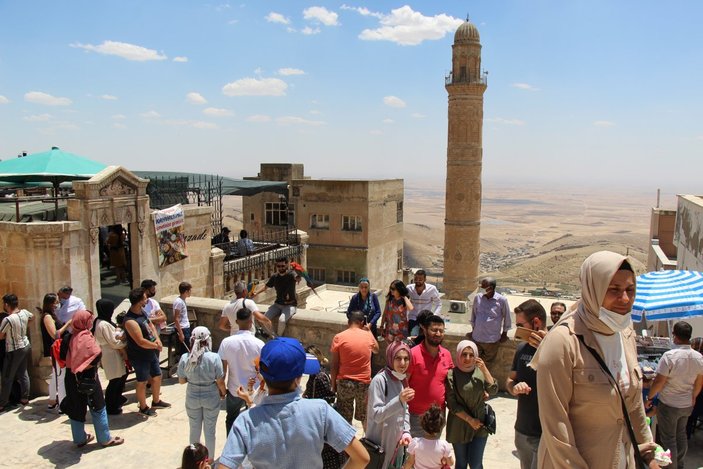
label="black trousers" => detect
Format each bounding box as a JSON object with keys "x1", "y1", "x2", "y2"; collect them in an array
[{"x1": 104, "y1": 374, "x2": 127, "y2": 413}]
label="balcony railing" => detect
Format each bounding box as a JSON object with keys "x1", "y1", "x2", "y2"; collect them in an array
[{"x1": 445, "y1": 71, "x2": 488, "y2": 86}]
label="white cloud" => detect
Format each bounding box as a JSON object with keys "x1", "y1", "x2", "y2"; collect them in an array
[
  {"x1": 309, "y1": 110, "x2": 322, "y2": 115},
  {"x1": 411, "y1": 112, "x2": 426, "y2": 118},
  {"x1": 696, "y1": 135, "x2": 703, "y2": 141},
  {"x1": 278, "y1": 68, "x2": 305, "y2": 76},
  {"x1": 383, "y1": 95, "x2": 406, "y2": 108},
  {"x1": 301, "y1": 26, "x2": 321, "y2": 35},
  {"x1": 140, "y1": 110, "x2": 161, "y2": 119},
  {"x1": 113, "y1": 123, "x2": 127, "y2": 129},
  {"x1": 358, "y1": 6, "x2": 462, "y2": 46},
  {"x1": 24, "y1": 91, "x2": 72, "y2": 106},
  {"x1": 486, "y1": 117, "x2": 525, "y2": 126},
  {"x1": 276, "y1": 116, "x2": 325, "y2": 126},
  {"x1": 228, "y1": 19, "x2": 239, "y2": 25},
  {"x1": 266, "y1": 12, "x2": 290, "y2": 24},
  {"x1": 70, "y1": 40, "x2": 167, "y2": 61},
  {"x1": 23, "y1": 113, "x2": 53, "y2": 122},
  {"x1": 203, "y1": 107, "x2": 234, "y2": 117},
  {"x1": 303, "y1": 6, "x2": 339, "y2": 26},
  {"x1": 383, "y1": 118, "x2": 394, "y2": 124},
  {"x1": 511, "y1": 83, "x2": 539, "y2": 91},
  {"x1": 593, "y1": 120, "x2": 616, "y2": 127},
  {"x1": 222, "y1": 77, "x2": 288, "y2": 96},
  {"x1": 100, "y1": 94, "x2": 118, "y2": 100},
  {"x1": 112, "y1": 114, "x2": 127, "y2": 120},
  {"x1": 340, "y1": 5, "x2": 383, "y2": 19},
  {"x1": 0, "y1": 95, "x2": 9, "y2": 104},
  {"x1": 186, "y1": 92, "x2": 208, "y2": 105},
  {"x1": 370, "y1": 129, "x2": 383, "y2": 135},
  {"x1": 164, "y1": 119, "x2": 219, "y2": 130},
  {"x1": 173, "y1": 56, "x2": 188, "y2": 63},
  {"x1": 246, "y1": 114, "x2": 272, "y2": 123}
]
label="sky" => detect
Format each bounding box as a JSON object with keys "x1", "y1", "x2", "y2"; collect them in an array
[{"x1": 0, "y1": 1, "x2": 702, "y2": 193}]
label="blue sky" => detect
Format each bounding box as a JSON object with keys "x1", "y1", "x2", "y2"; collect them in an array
[{"x1": 0, "y1": 1, "x2": 701, "y2": 192}]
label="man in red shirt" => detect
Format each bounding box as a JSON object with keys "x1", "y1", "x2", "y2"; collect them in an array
[
  {"x1": 331, "y1": 310, "x2": 379, "y2": 429},
  {"x1": 408, "y1": 315, "x2": 454, "y2": 436}
]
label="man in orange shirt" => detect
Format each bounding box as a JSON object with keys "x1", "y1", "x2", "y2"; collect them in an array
[{"x1": 331, "y1": 310, "x2": 379, "y2": 429}]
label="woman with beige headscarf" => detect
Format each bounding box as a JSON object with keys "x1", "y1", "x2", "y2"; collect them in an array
[{"x1": 532, "y1": 251, "x2": 659, "y2": 468}]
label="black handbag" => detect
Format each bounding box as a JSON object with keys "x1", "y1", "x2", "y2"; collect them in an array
[
  {"x1": 483, "y1": 403, "x2": 497, "y2": 434},
  {"x1": 76, "y1": 371, "x2": 96, "y2": 395},
  {"x1": 359, "y1": 437, "x2": 385, "y2": 469}
]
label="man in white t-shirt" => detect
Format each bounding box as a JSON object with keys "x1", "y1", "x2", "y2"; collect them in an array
[
  {"x1": 57, "y1": 285, "x2": 86, "y2": 325},
  {"x1": 173, "y1": 282, "x2": 192, "y2": 355},
  {"x1": 647, "y1": 321, "x2": 703, "y2": 469},
  {"x1": 141, "y1": 279, "x2": 167, "y2": 334},
  {"x1": 219, "y1": 281, "x2": 273, "y2": 336},
  {"x1": 407, "y1": 269, "x2": 442, "y2": 334},
  {"x1": 218, "y1": 308, "x2": 265, "y2": 435}
]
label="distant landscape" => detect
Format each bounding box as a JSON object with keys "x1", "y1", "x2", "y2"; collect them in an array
[{"x1": 222, "y1": 183, "x2": 659, "y2": 297}]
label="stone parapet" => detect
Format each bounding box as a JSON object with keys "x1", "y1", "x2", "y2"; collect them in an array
[{"x1": 159, "y1": 296, "x2": 516, "y2": 391}]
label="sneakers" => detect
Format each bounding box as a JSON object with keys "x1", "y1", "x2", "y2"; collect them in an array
[
  {"x1": 139, "y1": 406, "x2": 157, "y2": 416},
  {"x1": 151, "y1": 399, "x2": 171, "y2": 409}
]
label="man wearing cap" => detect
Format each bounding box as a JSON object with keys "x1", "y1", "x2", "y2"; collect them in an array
[
  {"x1": 219, "y1": 337, "x2": 369, "y2": 469},
  {"x1": 57, "y1": 286, "x2": 86, "y2": 325},
  {"x1": 218, "y1": 307, "x2": 265, "y2": 435},
  {"x1": 330, "y1": 310, "x2": 379, "y2": 429}
]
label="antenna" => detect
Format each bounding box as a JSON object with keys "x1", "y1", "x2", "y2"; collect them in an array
[{"x1": 466, "y1": 13, "x2": 470, "y2": 22}]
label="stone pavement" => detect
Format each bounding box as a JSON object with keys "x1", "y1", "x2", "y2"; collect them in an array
[{"x1": 3, "y1": 369, "x2": 703, "y2": 468}]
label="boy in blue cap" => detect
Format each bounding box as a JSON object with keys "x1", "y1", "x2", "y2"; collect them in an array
[{"x1": 218, "y1": 337, "x2": 370, "y2": 469}]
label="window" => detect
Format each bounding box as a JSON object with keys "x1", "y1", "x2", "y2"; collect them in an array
[
  {"x1": 396, "y1": 201, "x2": 403, "y2": 223},
  {"x1": 342, "y1": 215, "x2": 362, "y2": 232},
  {"x1": 337, "y1": 270, "x2": 356, "y2": 284},
  {"x1": 310, "y1": 214, "x2": 330, "y2": 229},
  {"x1": 265, "y1": 202, "x2": 288, "y2": 226},
  {"x1": 308, "y1": 268, "x2": 325, "y2": 282},
  {"x1": 292, "y1": 186, "x2": 301, "y2": 197},
  {"x1": 397, "y1": 248, "x2": 403, "y2": 271}
]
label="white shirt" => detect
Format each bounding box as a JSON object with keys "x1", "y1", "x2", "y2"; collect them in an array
[
  {"x1": 173, "y1": 297, "x2": 190, "y2": 329},
  {"x1": 593, "y1": 331, "x2": 630, "y2": 393},
  {"x1": 657, "y1": 345, "x2": 703, "y2": 408},
  {"x1": 407, "y1": 283, "x2": 442, "y2": 320},
  {"x1": 57, "y1": 295, "x2": 85, "y2": 325},
  {"x1": 221, "y1": 298, "x2": 258, "y2": 334},
  {"x1": 218, "y1": 331, "x2": 265, "y2": 395},
  {"x1": 144, "y1": 298, "x2": 163, "y2": 333}
]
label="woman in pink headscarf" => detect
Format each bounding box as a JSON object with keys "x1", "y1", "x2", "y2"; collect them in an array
[
  {"x1": 61, "y1": 310, "x2": 124, "y2": 448},
  {"x1": 365, "y1": 340, "x2": 415, "y2": 468},
  {"x1": 445, "y1": 340, "x2": 497, "y2": 469}
]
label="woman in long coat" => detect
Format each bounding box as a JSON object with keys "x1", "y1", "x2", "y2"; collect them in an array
[{"x1": 93, "y1": 299, "x2": 128, "y2": 415}]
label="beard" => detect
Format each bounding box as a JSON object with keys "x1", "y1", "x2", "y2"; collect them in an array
[{"x1": 425, "y1": 334, "x2": 443, "y2": 347}]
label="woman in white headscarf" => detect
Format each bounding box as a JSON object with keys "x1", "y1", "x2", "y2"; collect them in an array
[
  {"x1": 445, "y1": 340, "x2": 498, "y2": 469},
  {"x1": 178, "y1": 326, "x2": 226, "y2": 460},
  {"x1": 532, "y1": 251, "x2": 660, "y2": 469}
]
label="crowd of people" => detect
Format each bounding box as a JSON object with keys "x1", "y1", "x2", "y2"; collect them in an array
[{"x1": 1, "y1": 252, "x2": 703, "y2": 469}]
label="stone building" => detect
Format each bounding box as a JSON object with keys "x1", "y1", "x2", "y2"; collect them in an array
[
  {"x1": 443, "y1": 19, "x2": 488, "y2": 300},
  {"x1": 242, "y1": 163, "x2": 404, "y2": 289}
]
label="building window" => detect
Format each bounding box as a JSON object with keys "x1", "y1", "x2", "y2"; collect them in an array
[
  {"x1": 310, "y1": 214, "x2": 330, "y2": 229},
  {"x1": 342, "y1": 215, "x2": 362, "y2": 232},
  {"x1": 250, "y1": 213, "x2": 254, "y2": 221},
  {"x1": 337, "y1": 270, "x2": 356, "y2": 284},
  {"x1": 396, "y1": 201, "x2": 403, "y2": 223},
  {"x1": 397, "y1": 248, "x2": 403, "y2": 271},
  {"x1": 292, "y1": 186, "x2": 300, "y2": 197},
  {"x1": 265, "y1": 202, "x2": 288, "y2": 226},
  {"x1": 309, "y1": 268, "x2": 325, "y2": 282}
]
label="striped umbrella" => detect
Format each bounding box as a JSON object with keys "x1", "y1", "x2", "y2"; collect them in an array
[{"x1": 632, "y1": 270, "x2": 703, "y2": 321}]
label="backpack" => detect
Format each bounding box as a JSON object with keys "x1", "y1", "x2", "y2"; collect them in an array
[{"x1": 51, "y1": 338, "x2": 65, "y2": 368}]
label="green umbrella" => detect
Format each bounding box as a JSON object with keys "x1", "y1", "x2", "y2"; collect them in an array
[{"x1": 0, "y1": 146, "x2": 107, "y2": 219}]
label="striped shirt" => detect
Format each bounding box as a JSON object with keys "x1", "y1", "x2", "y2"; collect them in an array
[{"x1": 0, "y1": 309, "x2": 33, "y2": 352}]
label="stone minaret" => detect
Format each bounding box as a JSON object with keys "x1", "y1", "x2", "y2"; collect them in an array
[{"x1": 443, "y1": 20, "x2": 487, "y2": 300}]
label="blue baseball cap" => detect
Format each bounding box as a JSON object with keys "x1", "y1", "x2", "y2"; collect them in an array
[{"x1": 260, "y1": 337, "x2": 320, "y2": 382}]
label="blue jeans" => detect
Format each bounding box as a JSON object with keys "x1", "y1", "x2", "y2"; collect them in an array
[
  {"x1": 186, "y1": 383, "x2": 221, "y2": 458},
  {"x1": 453, "y1": 436, "x2": 488, "y2": 469},
  {"x1": 70, "y1": 406, "x2": 111, "y2": 444}
]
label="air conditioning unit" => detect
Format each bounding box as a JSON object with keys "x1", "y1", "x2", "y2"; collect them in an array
[{"x1": 449, "y1": 300, "x2": 467, "y2": 313}]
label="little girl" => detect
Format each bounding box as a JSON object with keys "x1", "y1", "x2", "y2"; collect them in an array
[
  {"x1": 404, "y1": 404, "x2": 454, "y2": 469},
  {"x1": 181, "y1": 443, "x2": 211, "y2": 469}
]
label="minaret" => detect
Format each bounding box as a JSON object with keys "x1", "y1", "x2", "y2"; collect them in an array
[{"x1": 443, "y1": 19, "x2": 487, "y2": 300}]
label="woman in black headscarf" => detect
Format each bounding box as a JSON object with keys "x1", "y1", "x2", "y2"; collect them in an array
[{"x1": 93, "y1": 299, "x2": 128, "y2": 415}]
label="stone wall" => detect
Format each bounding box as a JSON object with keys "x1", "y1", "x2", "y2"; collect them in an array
[{"x1": 160, "y1": 296, "x2": 516, "y2": 391}]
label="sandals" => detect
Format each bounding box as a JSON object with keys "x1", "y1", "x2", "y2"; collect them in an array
[
  {"x1": 76, "y1": 434, "x2": 95, "y2": 448},
  {"x1": 101, "y1": 436, "x2": 124, "y2": 447}
]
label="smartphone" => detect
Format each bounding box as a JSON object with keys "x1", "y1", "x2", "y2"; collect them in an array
[{"x1": 514, "y1": 326, "x2": 533, "y2": 341}]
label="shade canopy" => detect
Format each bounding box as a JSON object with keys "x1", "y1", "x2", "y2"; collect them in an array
[
  {"x1": 632, "y1": 270, "x2": 703, "y2": 321},
  {"x1": 133, "y1": 171, "x2": 288, "y2": 196},
  {"x1": 0, "y1": 147, "x2": 107, "y2": 185}
]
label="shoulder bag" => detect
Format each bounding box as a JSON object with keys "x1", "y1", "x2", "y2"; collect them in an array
[
  {"x1": 576, "y1": 334, "x2": 649, "y2": 469},
  {"x1": 359, "y1": 437, "x2": 385, "y2": 469},
  {"x1": 448, "y1": 369, "x2": 496, "y2": 434}
]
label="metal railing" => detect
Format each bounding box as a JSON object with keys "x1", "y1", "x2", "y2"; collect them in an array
[
  {"x1": 445, "y1": 70, "x2": 488, "y2": 86},
  {"x1": 222, "y1": 243, "x2": 305, "y2": 296}
]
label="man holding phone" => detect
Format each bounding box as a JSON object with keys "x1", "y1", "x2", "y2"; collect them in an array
[{"x1": 506, "y1": 300, "x2": 547, "y2": 469}]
